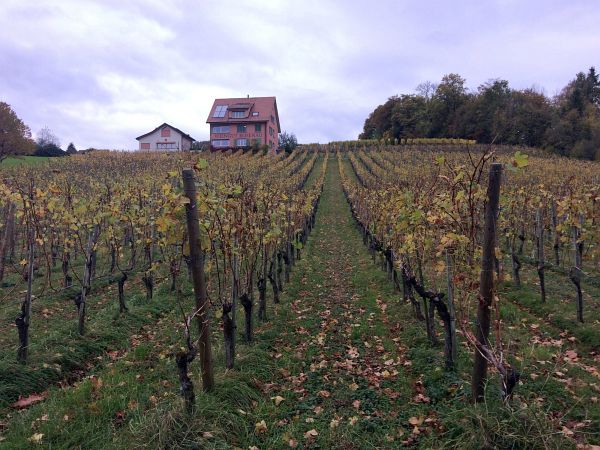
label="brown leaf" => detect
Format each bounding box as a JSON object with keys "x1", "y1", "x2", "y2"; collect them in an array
[
  {"x1": 304, "y1": 429, "x2": 318, "y2": 439},
  {"x1": 12, "y1": 392, "x2": 47, "y2": 409},
  {"x1": 408, "y1": 416, "x2": 424, "y2": 426}
]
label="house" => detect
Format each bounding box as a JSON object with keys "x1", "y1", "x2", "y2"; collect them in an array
[
  {"x1": 206, "y1": 96, "x2": 280, "y2": 151},
  {"x1": 136, "y1": 123, "x2": 196, "y2": 151}
]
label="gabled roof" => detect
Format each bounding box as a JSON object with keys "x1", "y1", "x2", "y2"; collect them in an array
[
  {"x1": 136, "y1": 123, "x2": 196, "y2": 141},
  {"x1": 206, "y1": 96, "x2": 280, "y2": 130}
]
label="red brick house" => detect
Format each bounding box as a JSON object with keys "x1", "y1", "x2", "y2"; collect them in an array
[{"x1": 206, "y1": 96, "x2": 280, "y2": 151}]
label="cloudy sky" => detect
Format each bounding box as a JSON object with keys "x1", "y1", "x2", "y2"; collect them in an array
[{"x1": 1, "y1": 0, "x2": 598, "y2": 149}]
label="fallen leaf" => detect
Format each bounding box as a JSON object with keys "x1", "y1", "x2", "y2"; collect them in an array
[
  {"x1": 12, "y1": 392, "x2": 47, "y2": 409},
  {"x1": 271, "y1": 395, "x2": 285, "y2": 406},
  {"x1": 28, "y1": 433, "x2": 44, "y2": 444},
  {"x1": 288, "y1": 438, "x2": 298, "y2": 448},
  {"x1": 408, "y1": 416, "x2": 424, "y2": 426},
  {"x1": 304, "y1": 429, "x2": 318, "y2": 439},
  {"x1": 330, "y1": 419, "x2": 340, "y2": 429},
  {"x1": 561, "y1": 426, "x2": 574, "y2": 437},
  {"x1": 255, "y1": 420, "x2": 267, "y2": 434},
  {"x1": 349, "y1": 416, "x2": 359, "y2": 426}
]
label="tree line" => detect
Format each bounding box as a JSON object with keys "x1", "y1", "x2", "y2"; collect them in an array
[
  {"x1": 360, "y1": 68, "x2": 600, "y2": 160},
  {"x1": 0, "y1": 101, "x2": 78, "y2": 161}
]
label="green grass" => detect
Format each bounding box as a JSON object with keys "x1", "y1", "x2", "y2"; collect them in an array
[{"x1": 0, "y1": 156, "x2": 51, "y2": 168}]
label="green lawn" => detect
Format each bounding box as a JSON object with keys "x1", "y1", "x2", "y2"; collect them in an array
[{"x1": 1, "y1": 156, "x2": 51, "y2": 168}]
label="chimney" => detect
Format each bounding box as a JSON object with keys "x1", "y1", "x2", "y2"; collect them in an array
[{"x1": 247, "y1": 94, "x2": 249, "y2": 98}]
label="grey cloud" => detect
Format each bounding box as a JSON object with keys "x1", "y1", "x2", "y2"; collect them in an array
[{"x1": 0, "y1": 0, "x2": 598, "y2": 148}]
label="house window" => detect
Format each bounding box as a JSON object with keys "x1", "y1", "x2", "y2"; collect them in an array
[
  {"x1": 271, "y1": 115, "x2": 275, "y2": 123},
  {"x1": 140, "y1": 143, "x2": 150, "y2": 150},
  {"x1": 235, "y1": 138, "x2": 248, "y2": 147},
  {"x1": 157, "y1": 142, "x2": 178, "y2": 149},
  {"x1": 161, "y1": 127, "x2": 171, "y2": 137},
  {"x1": 252, "y1": 112, "x2": 259, "y2": 116},
  {"x1": 212, "y1": 125, "x2": 230, "y2": 134},
  {"x1": 231, "y1": 111, "x2": 245, "y2": 118},
  {"x1": 213, "y1": 105, "x2": 227, "y2": 118},
  {"x1": 255, "y1": 124, "x2": 261, "y2": 132},
  {"x1": 212, "y1": 139, "x2": 230, "y2": 148},
  {"x1": 237, "y1": 124, "x2": 247, "y2": 133}
]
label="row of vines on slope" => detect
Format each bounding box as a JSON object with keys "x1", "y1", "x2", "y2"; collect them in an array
[
  {"x1": 0, "y1": 148, "x2": 327, "y2": 407},
  {"x1": 337, "y1": 145, "x2": 599, "y2": 403}
]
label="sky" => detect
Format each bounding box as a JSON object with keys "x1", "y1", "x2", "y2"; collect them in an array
[{"x1": 1, "y1": 0, "x2": 599, "y2": 149}]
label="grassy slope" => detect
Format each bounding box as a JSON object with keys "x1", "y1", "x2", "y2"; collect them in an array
[
  {"x1": 0, "y1": 154, "x2": 597, "y2": 448},
  {"x1": 0, "y1": 156, "x2": 51, "y2": 168}
]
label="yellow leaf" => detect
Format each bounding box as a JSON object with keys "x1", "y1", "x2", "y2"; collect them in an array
[
  {"x1": 271, "y1": 395, "x2": 285, "y2": 406},
  {"x1": 28, "y1": 433, "x2": 44, "y2": 444},
  {"x1": 254, "y1": 420, "x2": 267, "y2": 434}
]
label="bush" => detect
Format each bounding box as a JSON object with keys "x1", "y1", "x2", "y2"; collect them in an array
[{"x1": 34, "y1": 143, "x2": 66, "y2": 157}]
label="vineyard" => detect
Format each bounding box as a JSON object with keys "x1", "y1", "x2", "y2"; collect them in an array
[{"x1": 0, "y1": 145, "x2": 598, "y2": 449}]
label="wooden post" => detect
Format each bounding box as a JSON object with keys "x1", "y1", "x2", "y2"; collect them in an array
[
  {"x1": 182, "y1": 168, "x2": 214, "y2": 392},
  {"x1": 570, "y1": 218, "x2": 584, "y2": 323},
  {"x1": 445, "y1": 249, "x2": 458, "y2": 367},
  {"x1": 472, "y1": 162, "x2": 502, "y2": 403},
  {"x1": 551, "y1": 201, "x2": 560, "y2": 266},
  {"x1": 16, "y1": 229, "x2": 34, "y2": 363},
  {"x1": 78, "y1": 224, "x2": 99, "y2": 335},
  {"x1": 0, "y1": 202, "x2": 16, "y2": 282},
  {"x1": 536, "y1": 208, "x2": 546, "y2": 303}
]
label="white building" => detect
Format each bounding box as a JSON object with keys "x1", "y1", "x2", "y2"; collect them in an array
[{"x1": 136, "y1": 123, "x2": 195, "y2": 151}]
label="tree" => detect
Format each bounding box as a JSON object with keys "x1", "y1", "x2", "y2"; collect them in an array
[
  {"x1": 429, "y1": 73, "x2": 469, "y2": 137},
  {"x1": 0, "y1": 102, "x2": 36, "y2": 162},
  {"x1": 190, "y1": 141, "x2": 210, "y2": 151},
  {"x1": 66, "y1": 142, "x2": 77, "y2": 155},
  {"x1": 36, "y1": 126, "x2": 60, "y2": 148},
  {"x1": 34, "y1": 126, "x2": 65, "y2": 157},
  {"x1": 279, "y1": 131, "x2": 298, "y2": 154}
]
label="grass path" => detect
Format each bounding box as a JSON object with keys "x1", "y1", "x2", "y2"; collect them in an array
[{"x1": 240, "y1": 156, "x2": 443, "y2": 448}]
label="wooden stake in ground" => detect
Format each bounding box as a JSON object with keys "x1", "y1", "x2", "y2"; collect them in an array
[
  {"x1": 472, "y1": 162, "x2": 502, "y2": 403},
  {"x1": 16, "y1": 225, "x2": 35, "y2": 363},
  {"x1": 0, "y1": 202, "x2": 16, "y2": 283},
  {"x1": 182, "y1": 168, "x2": 214, "y2": 392},
  {"x1": 445, "y1": 249, "x2": 458, "y2": 368},
  {"x1": 78, "y1": 224, "x2": 99, "y2": 336},
  {"x1": 570, "y1": 218, "x2": 584, "y2": 323},
  {"x1": 535, "y1": 208, "x2": 546, "y2": 303}
]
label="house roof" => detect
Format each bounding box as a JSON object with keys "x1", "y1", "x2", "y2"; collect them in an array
[
  {"x1": 206, "y1": 96, "x2": 280, "y2": 130},
  {"x1": 136, "y1": 123, "x2": 196, "y2": 141}
]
